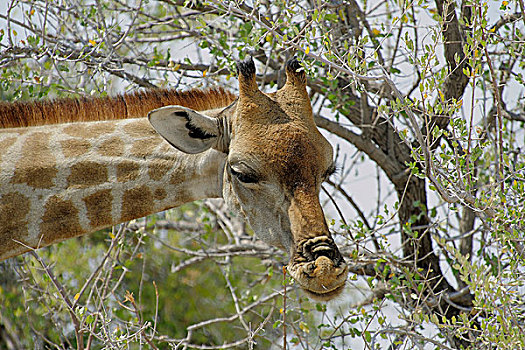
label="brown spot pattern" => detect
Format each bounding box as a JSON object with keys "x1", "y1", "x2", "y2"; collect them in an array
[
  {"x1": 131, "y1": 138, "x2": 161, "y2": 158},
  {"x1": 175, "y1": 187, "x2": 193, "y2": 204},
  {"x1": 11, "y1": 132, "x2": 57, "y2": 188},
  {"x1": 87, "y1": 122, "x2": 115, "y2": 136},
  {"x1": 148, "y1": 159, "x2": 172, "y2": 181},
  {"x1": 83, "y1": 189, "x2": 113, "y2": 228},
  {"x1": 170, "y1": 168, "x2": 187, "y2": 186},
  {"x1": 0, "y1": 137, "x2": 17, "y2": 163},
  {"x1": 63, "y1": 124, "x2": 89, "y2": 138},
  {"x1": 154, "y1": 188, "x2": 167, "y2": 200},
  {"x1": 121, "y1": 185, "x2": 153, "y2": 222},
  {"x1": 61, "y1": 139, "x2": 92, "y2": 158},
  {"x1": 68, "y1": 161, "x2": 108, "y2": 187},
  {"x1": 159, "y1": 143, "x2": 173, "y2": 153},
  {"x1": 123, "y1": 120, "x2": 157, "y2": 138},
  {"x1": 0, "y1": 192, "x2": 31, "y2": 254},
  {"x1": 40, "y1": 196, "x2": 84, "y2": 244},
  {"x1": 98, "y1": 137, "x2": 124, "y2": 157},
  {"x1": 117, "y1": 161, "x2": 141, "y2": 182}
]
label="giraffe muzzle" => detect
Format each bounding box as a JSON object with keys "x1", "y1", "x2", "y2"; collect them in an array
[{"x1": 287, "y1": 236, "x2": 348, "y2": 301}]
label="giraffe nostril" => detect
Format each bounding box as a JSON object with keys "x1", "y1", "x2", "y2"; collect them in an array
[
  {"x1": 312, "y1": 246, "x2": 334, "y2": 260},
  {"x1": 301, "y1": 236, "x2": 345, "y2": 268},
  {"x1": 308, "y1": 241, "x2": 335, "y2": 260}
]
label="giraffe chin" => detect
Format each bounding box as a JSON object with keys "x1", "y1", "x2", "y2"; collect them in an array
[{"x1": 287, "y1": 255, "x2": 349, "y2": 302}]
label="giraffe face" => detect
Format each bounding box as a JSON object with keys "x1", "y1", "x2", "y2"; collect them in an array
[{"x1": 149, "y1": 58, "x2": 348, "y2": 301}]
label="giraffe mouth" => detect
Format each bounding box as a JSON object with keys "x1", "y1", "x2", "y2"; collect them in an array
[
  {"x1": 299, "y1": 275, "x2": 347, "y2": 300},
  {"x1": 287, "y1": 236, "x2": 348, "y2": 301}
]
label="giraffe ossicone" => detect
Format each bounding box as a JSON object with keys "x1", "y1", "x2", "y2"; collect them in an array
[{"x1": 0, "y1": 57, "x2": 348, "y2": 301}]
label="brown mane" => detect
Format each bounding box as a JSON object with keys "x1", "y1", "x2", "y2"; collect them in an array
[{"x1": 0, "y1": 88, "x2": 237, "y2": 129}]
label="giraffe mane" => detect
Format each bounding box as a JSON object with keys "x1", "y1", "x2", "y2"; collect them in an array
[{"x1": 0, "y1": 88, "x2": 237, "y2": 129}]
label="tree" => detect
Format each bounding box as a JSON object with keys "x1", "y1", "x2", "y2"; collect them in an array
[{"x1": 1, "y1": 0, "x2": 524, "y2": 348}]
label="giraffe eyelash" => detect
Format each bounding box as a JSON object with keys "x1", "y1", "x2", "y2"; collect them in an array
[{"x1": 324, "y1": 163, "x2": 339, "y2": 179}]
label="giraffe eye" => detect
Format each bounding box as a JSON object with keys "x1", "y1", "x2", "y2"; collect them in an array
[{"x1": 229, "y1": 165, "x2": 259, "y2": 184}]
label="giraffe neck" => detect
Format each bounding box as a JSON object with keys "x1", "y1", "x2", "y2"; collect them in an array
[{"x1": 0, "y1": 118, "x2": 225, "y2": 260}]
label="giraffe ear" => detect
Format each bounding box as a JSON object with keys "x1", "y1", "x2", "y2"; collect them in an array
[{"x1": 148, "y1": 106, "x2": 220, "y2": 154}]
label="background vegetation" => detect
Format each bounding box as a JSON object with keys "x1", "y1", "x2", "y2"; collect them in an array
[{"x1": 1, "y1": 0, "x2": 524, "y2": 349}]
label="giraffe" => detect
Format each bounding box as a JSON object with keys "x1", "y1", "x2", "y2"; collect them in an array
[{"x1": 0, "y1": 58, "x2": 348, "y2": 301}]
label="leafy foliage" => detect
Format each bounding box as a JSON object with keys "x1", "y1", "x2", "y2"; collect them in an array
[{"x1": 1, "y1": 0, "x2": 524, "y2": 349}]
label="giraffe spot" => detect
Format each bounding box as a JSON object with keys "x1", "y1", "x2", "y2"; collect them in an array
[
  {"x1": 159, "y1": 142, "x2": 173, "y2": 153},
  {"x1": 63, "y1": 123, "x2": 90, "y2": 138},
  {"x1": 98, "y1": 136, "x2": 125, "y2": 157},
  {"x1": 131, "y1": 138, "x2": 162, "y2": 158},
  {"x1": 11, "y1": 132, "x2": 57, "y2": 188},
  {"x1": 0, "y1": 192, "x2": 31, "y2": 256},
  {"x1": 170, "y1": 168, "x2": 188, "y2": 186},
  {"x1": 63, "y1": 121, "x2": 116, "y2": 138},
  {"x1": 87, "y1": 122, "x2": 115, "y2": 136},
  {"x1": 168, "y1": 168, "x2": 194, "y2": 204},
  {"x1": 117, "y1": 160, "x2": 141, "y2": 182},
  {"x1": 0, "y1": 136, "x2": 17, "y2": 163},
  {"x1": 121, "y1": 185, "x2": 153, "y2": 222},
  {"x1": 175, "y1": 187, "x2": 193, "y2": 204},
  {"x1": 68, "y1": 161, "x2": 108, "y2": 187},
  {"x1": 123, "y1": 119, "x2": 157, "y2": 137},
  {"x1": 154, "y1": 188, "x2": 167, "y2": 200},
  {"x1": 61, "y1": 139, "x2": 92, "y2": 158},
  {"x1": 148, "y1": 159, "x2": 173, "y2": 181},
  {"x1": 83, "y1": 189, "x2": 113, "y2": 229},
  {"x1": 40, "y1": 196, "x2": 84, "y2": 245}
]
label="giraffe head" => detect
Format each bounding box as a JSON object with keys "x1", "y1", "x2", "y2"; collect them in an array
[{"x1": 148, "y1": 58, "x2": 348, "y2": 301}]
